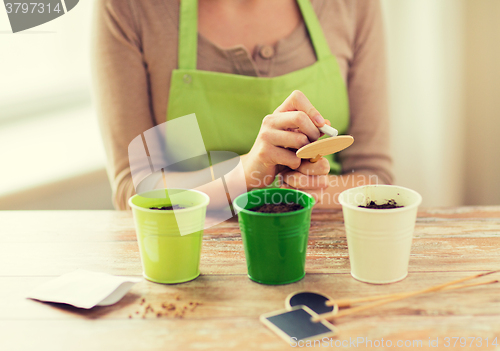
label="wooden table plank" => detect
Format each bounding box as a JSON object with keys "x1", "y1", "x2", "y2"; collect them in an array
[
  {"x1": 0, "y1": 211, "x2": 136, "y2": 243},
  {"x1": 2, "y1": 273, "x2": 499, "y2": 321},
  {"x1": 1, "y1": 317, "x2": 499, "y2": 351},
  {"x1": 1, "y1": 208, "x2": 500, "y2": 244},
  {"x1": 0, "y1": 237, "x2": 499, "y2": 276}
]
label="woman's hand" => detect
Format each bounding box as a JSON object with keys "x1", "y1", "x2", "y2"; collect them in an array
[
  {"x1": 241, "y1": 90, "x2": 331, "y2": 190},
  {"x1": 280, "y1": 159, "x2": 330, "y2": 190}
]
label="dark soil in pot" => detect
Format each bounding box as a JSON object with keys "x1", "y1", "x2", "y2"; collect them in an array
[{"x1": 249, "y1": 202, "x2": 303, "y2": 213}]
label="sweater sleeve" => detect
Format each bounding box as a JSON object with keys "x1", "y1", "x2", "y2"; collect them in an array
[
  {"x1": 91, "y1": 0, "x2": 155, "y2": 210},
  {"x1": 338, "y1": 0, "x2": 393, "y2": 184}
]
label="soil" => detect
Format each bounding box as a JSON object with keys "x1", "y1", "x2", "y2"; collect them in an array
[
  {"x1": 359, "y1": 199, "x2": 403, "y2": 209},
  {"x1": 149, "y1": 205, "x2": 185, "y2": 210},
  {"x1": 249, "y1": 202, "x2": 303, "y2": 213}
]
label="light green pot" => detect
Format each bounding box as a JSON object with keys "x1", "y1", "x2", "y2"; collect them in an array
[{"x1": 129, "y1": 189, "x2": 209, "y2": 284}]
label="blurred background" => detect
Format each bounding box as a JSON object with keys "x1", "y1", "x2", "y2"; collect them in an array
[{"x1": 0, "y1": 0, "x2": 498, "y2": 210}]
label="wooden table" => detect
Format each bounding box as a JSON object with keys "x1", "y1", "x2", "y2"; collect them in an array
[{"x1": 1, "y1": 208, "x2": 499, "y2": 351}]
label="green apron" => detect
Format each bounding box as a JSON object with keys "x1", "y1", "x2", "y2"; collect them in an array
[{"x1": 165, "y1": 0, "x2": 349, "y2": 174}]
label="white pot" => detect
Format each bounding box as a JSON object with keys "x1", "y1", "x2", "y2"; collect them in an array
[{"x1": 339, "y1": 185, "x2": 422, "y2": 284}]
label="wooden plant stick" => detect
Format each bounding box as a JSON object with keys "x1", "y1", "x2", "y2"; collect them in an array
[
  {"x1": 313, "y1": 270, "x2": 499, "y2": 322},
  {"x1": 451, "y1": 279, "x2": 499, "y2": 289},
  {"x1": 328, "y1": 279, "x2": 499, "y2": 308},
  {"x1": 310, "y1": 155, "x2": 322, "y2": 163}
]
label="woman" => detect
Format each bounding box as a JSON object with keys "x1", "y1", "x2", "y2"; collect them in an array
[{"x1": 92, "y1": 0, "x2": 392, "y2": 210}]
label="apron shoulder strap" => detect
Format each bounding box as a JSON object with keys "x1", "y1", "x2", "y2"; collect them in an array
[
  {"x1": 177, "y1": 0, "x2": 331, "y2": 70},
  {"x1": 296, "y1": 0, "x2": 331, "y2": 61},
  {"x1": 178, "y1": 0, "x2": 198, "y2": 70}
]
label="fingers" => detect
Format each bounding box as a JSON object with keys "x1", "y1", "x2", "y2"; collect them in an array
[
  {"x1": 280, "y1": 183, "x2": 320, "y2": 202},
  {"x1": 259, "y1": 129, "x2": 310, "y2": 150},
  {"x1": 274, "y1": 90, "x2": 325, "y2": 127},
  {"x1": 296, "y1": 158, "x2": 330, "y2": 176},
  {"x1": 281, "y1": 158, "x2": 330, "y2": 189},
  {"x1": 282, "y1": 171, "x2": 329, "y2": 190},
  {"x1": 282, "y1": 185, "x2": 321, "y2": 203},
  {"x1": 261, "y1": 146, "x2": 302, "y2": 170},
  {"x1": 263, "y1": 111, "x2": 320, "y2": 142},
  {"x1": 250, "y1": 91, "x2": 333, "y2": 174}
]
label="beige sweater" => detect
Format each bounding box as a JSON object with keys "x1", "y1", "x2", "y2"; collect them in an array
[{"x1": 91, "y1": 0, "x2": 393, "y2": 210}]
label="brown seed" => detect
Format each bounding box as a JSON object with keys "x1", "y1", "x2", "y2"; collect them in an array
[
  {"x1": 140, "y1": 298, "x2": 145, "y2": 305},
  {"x1": 157, "y1": 313, "x2": 162, "y2": 317},
  {"x1": 175, "y1": 295, "x2": 180, "y2": 300},
  {"x1": 161, "y1": 303, "x2": 167, "y2": 309},
  {"x1": 189, "y1": 302, "x2": 193, "y2": 306}
]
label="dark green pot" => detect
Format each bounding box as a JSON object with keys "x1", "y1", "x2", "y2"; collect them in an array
[{"x1": 233, "y1": 188, "x2": 315, "y2": 285}]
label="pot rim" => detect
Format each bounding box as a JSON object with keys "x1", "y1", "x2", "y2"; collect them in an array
[
  {"x1": 339, "y1": 185, "x2": 422, "y2": 213},
  {"x1": 128, "y1": 188, "x2": 210, "y2": 213},
  {"x1": 233, "y1": 188, "x2": 315, "y2": 217}
]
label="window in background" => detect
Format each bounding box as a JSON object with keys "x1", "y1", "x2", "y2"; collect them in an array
[{"x1": 0, "y1": 0, "x2": 110, "y2": 209}]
